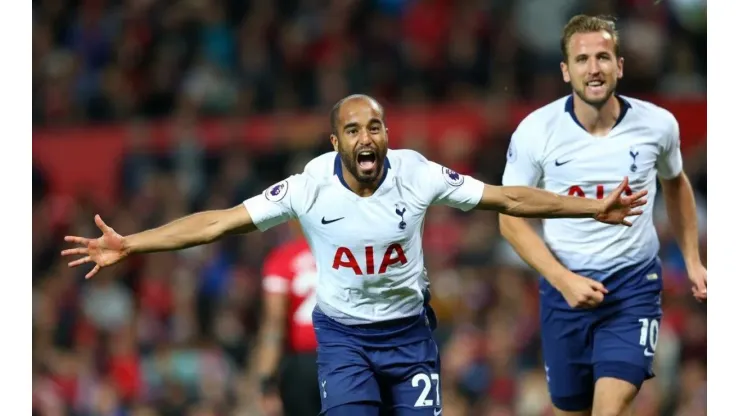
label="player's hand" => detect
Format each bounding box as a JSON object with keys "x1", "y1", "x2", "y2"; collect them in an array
[
  {"x1": 687, "y1": 263, "x2": 707, "y2": 302},
  {"x1": 595, "y1": 177, "x2": 648, "y2": 226},
  {"x1": 61, "y1": 214, "x2": 129, "y2": 279},
  {"x1": 559, "y1": 273, "x2": 609, "y2": 309}
]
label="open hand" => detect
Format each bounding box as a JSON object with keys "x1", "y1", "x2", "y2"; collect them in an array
[
  {"x1": 61, "y1": 215, "x2": 129, "y2": 279},
  {"x1": 595, "y1": 177, "x2": 648, "y2": 226}
]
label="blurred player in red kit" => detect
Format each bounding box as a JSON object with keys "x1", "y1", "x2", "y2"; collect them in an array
[{"x1": 250, "y1": 221, "x2": 321, "y2": 416}]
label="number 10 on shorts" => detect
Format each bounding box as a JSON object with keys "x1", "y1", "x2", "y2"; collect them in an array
[
  {"x1": 638, "y1": 318, "x2": 659, "y2": 356},
  {"x1": 412, "y1": 373, "x2": 440, "y2": 407}
]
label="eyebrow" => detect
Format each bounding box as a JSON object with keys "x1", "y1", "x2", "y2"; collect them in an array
[
  {"x1": 343, "y1": 122, "x2": 359, "y2": 131},
  {"x1": 342, "y1": 118, "x2": 382, "y2": 131}
]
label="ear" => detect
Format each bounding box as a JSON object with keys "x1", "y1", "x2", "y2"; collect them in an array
[
  {"x1": 560, "y1": 61, "x2": 571, "y2": 83},
  {"x1": 617, "y1": 56, "x2": 624, "y2": 80},
  {"x1": 330, "y1": 135, "x2": 339, "y2": 152}
]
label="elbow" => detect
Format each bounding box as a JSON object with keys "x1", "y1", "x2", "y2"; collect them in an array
[
  {"x1": 661, "y1": 172, "x2": 691, "y2": 194},
  {"x1": 499, "y1": 212, "x2": 533, "y2": 243},
  {"x1": 500, "y1": 193, "x2": 528, "y2": 219},
  {"x1": 487, "y1": 185, "x2": 521, "y2": 214},
  {"x1": 203, "y1": 227, "x2": 222, "y2": 245},
  {"x1": 202, "y1": 212, "x2": 231, "y2": 244}
]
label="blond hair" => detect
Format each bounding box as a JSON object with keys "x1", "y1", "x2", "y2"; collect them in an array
[{"x1": 561, "y1": 15, "x2": 621, "y2": 60}]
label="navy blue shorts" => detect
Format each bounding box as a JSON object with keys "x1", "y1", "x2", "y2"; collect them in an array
[
  {"x1": 312, "y1": 304, "x2": 442, "y2": 415},
  {"x1": 539, "y1": 258, "x2": 664, "y2": 411}
]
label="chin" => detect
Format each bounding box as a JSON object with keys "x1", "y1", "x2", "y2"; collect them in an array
[
  {"x1": 587, "y1": 96, "x2": 609, "y2": 107},
  {"x1": 356, "y1": 171, "x2": 379, "y2": 184},
  {"x1": 578, "y1": 91, "x2": 610, "y2": 108}
]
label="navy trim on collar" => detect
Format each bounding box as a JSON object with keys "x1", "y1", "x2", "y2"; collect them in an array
[
  {"x1": 333, "y1": 153, "x2": 391, "y2": 192},
  {"x1": 565, "y1": 95, "x2": 632, "y2": 132}
]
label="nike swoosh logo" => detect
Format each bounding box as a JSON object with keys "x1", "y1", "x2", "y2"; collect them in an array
[
  {"x1": 555, "y1": 159, "x2": 573, "y2": 166},
  {"x1": 321, "y1": 216, "x2": 344, "y2": 225},
  {"x1": 434, "y1": 409, "x2": 442, "y2": 416},
  {"x1": 644, "y1": 349, "x2": 655, "y2": 357}
]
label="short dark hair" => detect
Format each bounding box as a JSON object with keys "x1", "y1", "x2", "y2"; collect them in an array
[
  {"x1": 329, "y1": 94, "x2": 385, "y2": 136},
  {"x1": 561, "y1": 15, "x2": 620, "y2": 60}
]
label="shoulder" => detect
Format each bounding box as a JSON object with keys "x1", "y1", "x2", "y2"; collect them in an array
[
  {"x1": 510, "y1": 96, "x2": 568, "y2": 155},
  {"x1": 276, "y1": 152, "x2": 335, "y2": 203},
  {"x1": 388, "y1": 148, "x2": 449, "y2": 179},
  {"x1": 387, "y1": 148, "x2": 430, "y2": 169},
  {"x1": 622, "y1": 96, "x2": 678, "y2": 134},
  {"x1": 303, "y1": 151, "x2": 339, "y2": 180},
  {"x1": 516, "y1": 96, "x2": 570, "y2": 135},
  {"x1": 507, "y1": 97, "x2": 568, "y2": 163},
  {"x1": 389, "y1": 148, "x2": 467, "y2": 188},
  {"x1": 257, "y1": 154, "x2": 334, "y2": 214}
]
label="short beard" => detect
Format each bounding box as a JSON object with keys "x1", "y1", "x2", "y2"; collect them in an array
[
  {"x1": 573, "y1": 82, "x2": 617, "y2": 109},
  {"x1": 339, "y1": 149, "x2": 377, "y2": 184}
]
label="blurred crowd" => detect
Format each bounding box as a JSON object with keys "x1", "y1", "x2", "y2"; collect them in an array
[
  {"x1": 32, "y1": 0, "x2": 707, "y2": 415},
  {"x1": 32, "y1": 0, "x2": 706, "y2": 125}
]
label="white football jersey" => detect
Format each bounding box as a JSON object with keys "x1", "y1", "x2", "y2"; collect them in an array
[
  {"x1": 244, "y1": 149, "x2": 485, "y2": 324},
  {"x1": 502, "y1": 95, "x2": 683, "y2": 274}
]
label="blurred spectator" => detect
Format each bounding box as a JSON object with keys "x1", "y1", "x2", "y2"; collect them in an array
[{"x1": 32, "y1": 0, "x2": 707, "y2": 124}]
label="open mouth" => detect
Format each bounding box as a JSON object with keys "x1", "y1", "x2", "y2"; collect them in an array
[
  {"x1": 586, "y1": 80, "x2": 606, "y2": 94},
  {"x1": 357, "y1": 150, "x2": 377, "y2": 172}
]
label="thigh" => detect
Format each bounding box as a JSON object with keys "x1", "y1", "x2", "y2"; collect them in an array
[
  {"x1": 540, "y1": 302, "x2": 594, "y2": 412},
  {"x1": 317, "y1": 343, "x2": 381, "y2": 413},
  {"x1": 280, "y1": 353, "x2": 322, "y2": 416},
  {"x1": 373, "y1": 338, "x2": 442, "y2": 415},
  {"x1": 592, "y1": 292, "x2": 663, "y2": 390}
]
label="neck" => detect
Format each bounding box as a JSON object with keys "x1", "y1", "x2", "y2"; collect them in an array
[
  {"x1": 341, "y1": 163, "x2": 383, "y2": 197},
  {"x1": 573, "y1": 93, "x2": 621, "y2": 136}
]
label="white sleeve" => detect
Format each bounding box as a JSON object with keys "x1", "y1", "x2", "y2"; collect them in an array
[
  {"x1": 243, "y1": 174, "x2": 311, "y2": 231},
  {"x1": 656, "y1": 115, "x2": 684, "y2": 180},
  {"x1": 501, "y1": 123, "x2": 543, "y2": 187},
  {"x1": 424, "y1": 160, "x2": 485, "y2": 211}
]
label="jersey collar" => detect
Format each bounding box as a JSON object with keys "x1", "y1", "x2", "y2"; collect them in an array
[
  {"x1": 333, "y1": 153, "x2": 392, "y2": 193},
  {"x1": 564, "y1": 94, "x2": 632, "y2": 132}
]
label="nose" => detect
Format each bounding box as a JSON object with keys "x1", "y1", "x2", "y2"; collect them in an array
[
  {"x1": 588, "y1": 57, "x2": 601, "y2": 75},
  {"x1": 358, "y1": 129, "x2": 372, "y2": 145}
]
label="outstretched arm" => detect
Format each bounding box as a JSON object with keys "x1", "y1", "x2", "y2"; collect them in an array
[
  {"x1": 124, "y1": 205, "x2": 255, "y2": 254},
  {"x1": 475, "y1": 177, "x2": 647, "y2": 225},
  {"x1": 419, "y1": 154, "x2": 645, "y2": 225},
  {"x1": 477, "y1": 185, "x2": 600, "y2": 217},
  {"x1": 62, "y1": 205, "x2": 256, "y2": 279},
  {"x1": 63, "y1": 175, "x2": 308, "y2": 279}
]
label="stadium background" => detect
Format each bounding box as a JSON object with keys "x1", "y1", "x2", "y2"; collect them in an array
[{"x1": 31, "y1": 0, "x2": 707, "y2": 415}]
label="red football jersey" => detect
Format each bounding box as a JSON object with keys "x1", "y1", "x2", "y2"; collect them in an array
[{"x1": 261, "y1": 238, "x2": 318, "y2": 353}]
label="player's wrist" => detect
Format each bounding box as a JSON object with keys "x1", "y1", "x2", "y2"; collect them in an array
[
  {"x1": 547, "y1": 269, "x2": 576, "y2": 291},
  {"x1": 684, "y1": 256, "x2": 704, "y2": 271},
  {"x1": 120, "y1": 235, "x2": 136, "y2": 255},
  {"x1": 591, "y1": 199, "x2": 607, "y2": 216}
]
